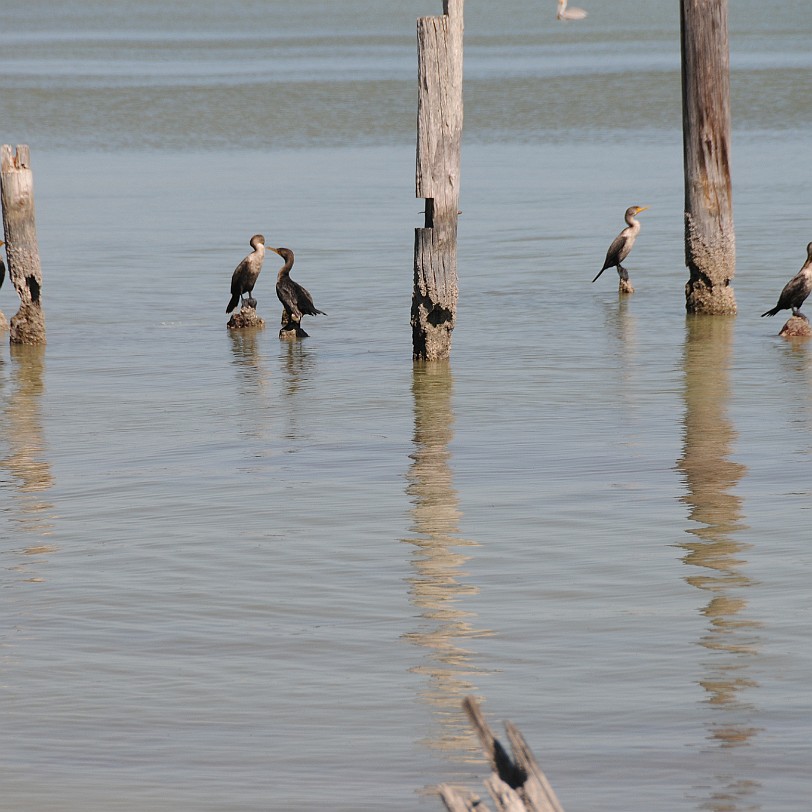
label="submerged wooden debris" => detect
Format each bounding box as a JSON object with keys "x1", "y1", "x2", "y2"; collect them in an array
[{"x1": 437, "y1": 697, "x2": 565, "y2": 812}]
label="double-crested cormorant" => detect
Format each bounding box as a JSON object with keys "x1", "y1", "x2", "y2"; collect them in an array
[
  {"x1": 592, "y1": 205, "x2": 649, "y2": 284},
  {"x1": 272, "y1": 247, "x2": 326, "y2": 330},
  {"x1": 761, "y1": 241, "x2": 812, "y2": 320},
  {"x1": 226, "y1": 234, "x2": 267, "y2": 313},
  {"x1": 556, "y1": 0, "x2": 587, "y2": 20}
]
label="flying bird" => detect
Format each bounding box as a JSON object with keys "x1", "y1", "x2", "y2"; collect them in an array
[
  {"x1": 226, "y1": 234, "x2": 267, "y2": 314},
  {"x1": 556, "y1": 0, "x2": 588, "y2": 20},
  {"x1": 761, "y1": 241, "x2": 812, "y2": 320},
  {"x1": 592, "y1": 206, "x2": 649, "y2": 285},
  {"x1": 271, "y1": 247, "x2": 326, "y2": 336}
]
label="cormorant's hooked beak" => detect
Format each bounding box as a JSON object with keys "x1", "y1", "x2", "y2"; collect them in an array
[
  {"x1": 269, "y1": 247, "x2": 281, "y2": 256},
  {"x1": 636, "y1": 206, "x2": 649, "y2": 214}
]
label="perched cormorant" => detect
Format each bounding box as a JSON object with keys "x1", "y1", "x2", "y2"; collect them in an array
[
  {"x1": 271, "y1": 247, "x2": 326, "y2": 331},
  {"x1": 761, "y1": 242, "x2": 812, "y2": 321},
  {"x1": 226, "y1": 234, "x2": 267, "y2": 314},
  {"x1": 592, "y1": 206, "x2": 649, "y2": 284},
  {"x1": 0, "y1": 240, "x2": 5, "y2": 290},
  {"x1": 556, "y1": 0, "x2": 587, "y2": 20}
]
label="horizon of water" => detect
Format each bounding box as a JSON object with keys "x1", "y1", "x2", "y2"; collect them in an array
[{"x1": 1, "y1": 2, "x2": 811, "y2": 811}]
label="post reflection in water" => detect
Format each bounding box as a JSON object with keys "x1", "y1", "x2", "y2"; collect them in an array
[
  {"x1": 402, "y1": 361, "x2": 491, "y2": 763},
  {"x1": 675, "y1": 316, "x2": 762, "y2": 811},
  {"x1": 0, "y1": 344, "x2": 56, "y2": 580}
]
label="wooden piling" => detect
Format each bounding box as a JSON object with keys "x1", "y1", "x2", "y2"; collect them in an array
[
  {"x1": 680, "y1": 0, "x2": 736, "y2": 315},
  {"x1": 1, "y1": 145, "x2": 46, "y2": 344},
  {"x1": 412, "y1": 0, "x2": 464, "y2": 361}
]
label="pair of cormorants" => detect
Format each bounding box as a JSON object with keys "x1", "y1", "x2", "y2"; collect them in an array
[
  {"x1": 226, "y1": 234, "x2": 326, "y2": 330},
  {"x1": 592, "y1": 208, "x2": 812, "y2": 322}
]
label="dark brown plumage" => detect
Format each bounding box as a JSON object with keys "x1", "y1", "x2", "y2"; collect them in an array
[
  {"x1": 762, "y1": 241, "x2": 812, "y2": 319},
  {"x1": 592, "y1": 205, "x2": 648, "y2": 284},
  {"x1": 272, "y1": 247, "x2": 326, "y2": 328},
  {"x1": 226, "y1": 234, "x2": 267, "y2": 313}
]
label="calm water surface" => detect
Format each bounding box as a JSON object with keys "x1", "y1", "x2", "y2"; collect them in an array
[{"x1": 1, "y1": 2, "x2": 811, "y2": 811}]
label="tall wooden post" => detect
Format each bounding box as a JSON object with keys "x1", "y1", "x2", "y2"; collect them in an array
[
  {"x1": 412, "y1": 0, "x2": 463, "y2": 361},
  {"x1": 1, "y1": 145, "x2": 46, "y2": 343},
  {"x1": 680, "y1": 0, "x2": 736, "y2": 315}
]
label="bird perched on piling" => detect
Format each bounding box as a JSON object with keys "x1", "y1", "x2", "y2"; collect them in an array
[
  {"x1": 556, "y1": 0, "x2": 587, "y2": 20},
  {"x1": 592, "y1": 206, "x2": 649, "y2": 286},
  {"x1": 271, "y1": 247, "x2": 325, "y2": 335},
  {"x1": 761, "y1": 242, "x2": 812, "y2": 321},
  {"x1": 226, "y1": 234, "x2": 267, "y2": 313}
]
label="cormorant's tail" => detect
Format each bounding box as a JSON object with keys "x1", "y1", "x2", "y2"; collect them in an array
[
  {"x1": 761, "y1": 306, "x2": 780, "y2": 317},
  {"x1": 591, "y1": 267, "x2": 607, "y2": 283},
  {"x1": 226, "y1": 293, "x2": 240, "y2": 313}
]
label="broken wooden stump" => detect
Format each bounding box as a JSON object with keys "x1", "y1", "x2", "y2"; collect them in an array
[
  {"x1": 778, "y1": 315, "x2": 812, "y2": 338},
  {"x1": 1, "y1": 145, "x2": 45, "y2": 344},
  {"x1": 412, "y1": 0, "x2": 464, "y2": 361},
  {"x1": 226, "y1": 304, "x2": 265, "y2": 330},
  {"x1": 619, "y1": 278, "x2": 634, "y2": 295},
  {"x1": 437, "y1": 697, "x2": 566, "y2": 812},
  {"x1": 279, "y1": 311, "x2": 309, "y2": 340}
]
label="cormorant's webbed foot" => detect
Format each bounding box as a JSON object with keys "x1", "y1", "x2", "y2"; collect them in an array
[
  {"x1": 246, "y1": 296, "x2": 258, "y2": 310},
  {"x1": 793, "y1": 308, "x2": 809, "y2": 322},
  {"x1": 616, "y1": 265, "x2": 630, "y2": 282}
]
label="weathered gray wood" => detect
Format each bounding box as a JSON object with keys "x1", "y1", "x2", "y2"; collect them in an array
[
  {"x1": 438, "y1": 784, "x2": 489, "y2": 812},
  {"x1": 440, "y1": 697, "x2": 566, "y2": 812},
  {"x1": 680, "y1": 0, "x2": 736, "y2": 314},
  {"x1": 413, "y1": 0, "x2": 463, "y2": 361},
  {"x1": 1, "y1": 145, "x2": 46, "y2": 343}
]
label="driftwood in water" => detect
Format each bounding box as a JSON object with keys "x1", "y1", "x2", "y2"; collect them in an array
[
  {"x1": 680, "y1": 0, "x2": 736, "y2": 315},
  {"x1": 0, "y1": 145, "x2": 45, "y2": 344},
  {"x1": 437, "y1": 697, "x2": 566, "y2": 812},
  {"x1": 412, "y1": 0, "x2": 463, "y2": 361},
  {"x1": 226, "y1": 305, "x2": 265, "y2": 330}
]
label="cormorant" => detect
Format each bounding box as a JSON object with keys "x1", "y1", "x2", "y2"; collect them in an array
[
  {"x1": 271, "y1": 247, "x2": 326, "y2": 332},
  {"x1": 226, "y1": 234, "x2": 267, "y2": 314},
  {"x1": 556, "y1": 0, "x2": 587, "y2": 20},
  {"x1": 592, "y1": 206, "x2": 649, "y2": 284},
  {"x1": 761, "y1": 242, "x2": 812, "y2": 321}
]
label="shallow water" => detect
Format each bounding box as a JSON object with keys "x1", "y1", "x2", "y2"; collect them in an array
[{"x1": 1, "y1": 2, "x2": 811, "y2": 811}]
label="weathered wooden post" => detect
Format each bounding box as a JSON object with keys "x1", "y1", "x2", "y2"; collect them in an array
[
  {"x1": 680, "y1": 0, "x2": 736, "y2": 314},
  {"x1": 412, "y1": 0, "x2": 463, "y2": 361},
  {"x1": 1, "y1": 145, "x2": 46, "y2": 343}
]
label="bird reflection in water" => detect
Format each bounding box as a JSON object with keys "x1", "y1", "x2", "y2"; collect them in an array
[
  {"x1": 228, "y1": 328, "x2": 270, "y2": 443},
  {"x1": 278, "y1": 341, "x2": 317, "y2": 443},
  {"x1": 0, "y1": 344, "x2": 56, "y2": 579},
  {"x1": 675, "y1": 316, "x2": 762, "y2": 810},
  {"x1": 402, "y1": 361, "x2": 492, "y2": 763}
]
